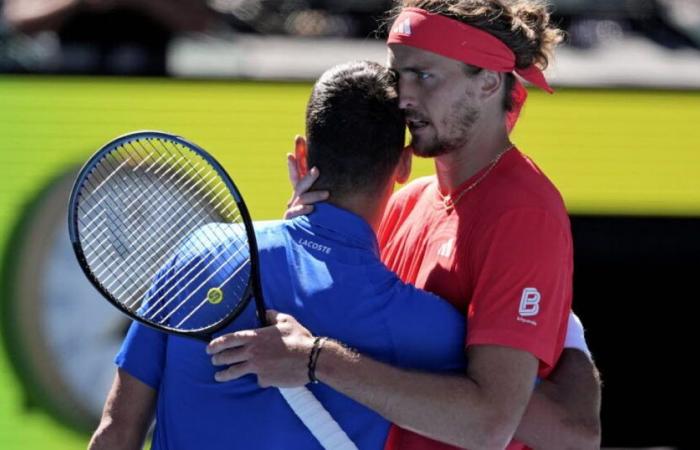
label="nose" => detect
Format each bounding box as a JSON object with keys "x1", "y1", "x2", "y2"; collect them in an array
[{"x1": 398, "y1": 78, "x2": 416, "y2": 111}]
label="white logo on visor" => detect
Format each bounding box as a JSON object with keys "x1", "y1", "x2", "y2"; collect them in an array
[
  {"x1": 519, "y1": 288, "x2": 541, "y2": 317},
  {"x1": 393, "y1": 19, "x2": 412, "y2": 36}
]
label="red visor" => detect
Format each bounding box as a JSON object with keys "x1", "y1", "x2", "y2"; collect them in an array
[{"x1": 388, "y1": 7, "x2": 554, "y2": 132}]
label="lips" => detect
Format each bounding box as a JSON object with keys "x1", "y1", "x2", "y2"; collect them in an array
[{"x1": 406, "y1": 118, "x2": 429, "y2": 131}]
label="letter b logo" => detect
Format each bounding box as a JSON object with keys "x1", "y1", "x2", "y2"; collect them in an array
[{"x1": 519, "y1": 288, "x2": 540, "y2": 317}]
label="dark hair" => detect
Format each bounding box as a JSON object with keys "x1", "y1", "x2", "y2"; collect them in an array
[
  {"x1": 305, "y1": 60, "x2": 405, "y2": 199},
  {"x1": 387, "y1": 0, "x2": 564, "y2": 111}
]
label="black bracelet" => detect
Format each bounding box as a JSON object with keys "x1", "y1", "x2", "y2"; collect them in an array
[{"x1": 307, "y1": 337, "x2": 326, "y2": 384}]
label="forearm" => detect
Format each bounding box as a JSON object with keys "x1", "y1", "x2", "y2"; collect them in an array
[
  {"x1": 89, "y1": 369, "x2": 156, "y2": 450},
  {"x1": 513, "y1": 350, "x2": 602, "y2": 450},
  {"x1": 89, "y1": 418, "x2": 148, "y2": 450},
  {"x1": 316, "y1": 340, "x2": 524, "y2": 450},
  {"x1": 514, "y1": 384, "x2": 592, "y2": 450}
]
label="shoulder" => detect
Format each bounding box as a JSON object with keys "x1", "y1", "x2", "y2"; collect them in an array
[
  {"x1": 508, "y1": 150, "x2": 565, "y2": 207},
  {"x1": 379, "y1": 176, "x2": 435, "y2": 243},
  {"x1": 390, "y1": 176, "x2": 435, "y2": 205},
  {"x1": 174, "y1": 220, "x2": 288, "y2": 262},
  {"x1": 176, "y1": 223, "x2": 246, "y2": 260},
  {"x1": 474, "y1": 149, "x2": 569, "y2": 230},
  {"x1": 253, "y1": 220, "x2": 287, "y2": 246},
  {"x1": 383, "y1": 176, "x2": 435, "y2": 220},
  {"x1": 248, "y1": 220, "x2": 297, "y2": 260}
]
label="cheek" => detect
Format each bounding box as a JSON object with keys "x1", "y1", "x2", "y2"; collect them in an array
[
  {"x1": 421, "y1": 88, "x2": 452, "y2": 122},
  {"x1": 433, "y1": 83, "x2": 471, "y2": 112},
  {"x1": 433, "y1": 94, "x2": 467, "y2": 129}
]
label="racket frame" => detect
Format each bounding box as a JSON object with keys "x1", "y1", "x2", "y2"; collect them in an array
[{"x1": 68, "y1": 130, "x2": 267, "y2": 340}]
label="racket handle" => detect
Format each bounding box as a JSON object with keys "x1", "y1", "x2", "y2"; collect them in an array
[{"x1": 279, "y1": 386, "x2": 359, "y2": 450}]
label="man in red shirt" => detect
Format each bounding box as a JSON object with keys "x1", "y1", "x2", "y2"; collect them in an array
[{"x1": 208, "y1": 1, "x2": 601, "y2": 449}]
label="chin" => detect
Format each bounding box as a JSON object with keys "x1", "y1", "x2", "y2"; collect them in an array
[{"x1": 411, "y1": 139, "x2": 451, "y2": 158}]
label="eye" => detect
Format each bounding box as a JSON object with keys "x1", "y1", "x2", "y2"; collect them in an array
[{"x1": 417, "y1": 71, "x2": 432, "y2": 81}]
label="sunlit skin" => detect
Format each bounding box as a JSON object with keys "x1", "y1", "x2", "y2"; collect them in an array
[{"x1": 388, "y1": 44, "x2": 513, "y2": 194}]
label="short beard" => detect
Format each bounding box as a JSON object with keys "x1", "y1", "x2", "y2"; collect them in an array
[{"x1": 411, "y1": 100, "x2": 479, "y2": 158}]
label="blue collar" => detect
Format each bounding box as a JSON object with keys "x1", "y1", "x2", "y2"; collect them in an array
[{"x1": 293, "y1": 202, "x2": 379, "y2": 255}]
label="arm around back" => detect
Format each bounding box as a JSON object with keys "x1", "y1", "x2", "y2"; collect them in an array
[
  {"x1": 315, "y1": 341, "x2": 539, "y2": 450},
  {"x1": 515, "y1": 349, "x2": 602, "y2": 449}
]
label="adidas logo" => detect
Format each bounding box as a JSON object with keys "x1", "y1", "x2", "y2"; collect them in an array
[
  {"x1": 393, "y1": 18, "x2": 412, "y2": 36},
  {"x1": 437, "y1": 238, "x2": 454, "y2": 258}
]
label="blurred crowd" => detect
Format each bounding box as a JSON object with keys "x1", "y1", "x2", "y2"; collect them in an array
[
  {"x1": 1, "y1": 0, "x2": 698, "y2": 75},
  {"x1": 0, "y1": 0, "x2": 219, "y2": 74}
]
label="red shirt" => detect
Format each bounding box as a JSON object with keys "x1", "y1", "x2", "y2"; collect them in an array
[{"x1": 378, "y1": 148, "x2": 572, "y2": 450}]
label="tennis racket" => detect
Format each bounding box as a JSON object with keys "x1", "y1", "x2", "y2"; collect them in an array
[{"x1": 68, "y1": 130, "x2": 357, "y2": 450}]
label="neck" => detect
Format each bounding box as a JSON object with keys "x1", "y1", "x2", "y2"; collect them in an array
[
  {"x1": 327, "y1": 188, "x2": 391, "y2": 235},
  {"x1": 434, "y1": 117, "x2": 512, "y2": 195}
]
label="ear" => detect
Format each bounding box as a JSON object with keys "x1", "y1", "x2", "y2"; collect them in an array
[
  {"x1": 479, "y1": 70, "x2": 503, "y2": 101},
  {"x1": 395, "y1": 146, "x2": 412, "y2": 184},
  {"x1": 294, "y1": 135, "x2": 309, "y2": 178}
]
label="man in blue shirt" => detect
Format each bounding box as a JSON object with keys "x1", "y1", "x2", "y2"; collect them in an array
[{"x1": 89, "y1": 61, "x2": 467, "y2": 450}]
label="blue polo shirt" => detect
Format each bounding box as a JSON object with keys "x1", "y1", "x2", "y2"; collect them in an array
[{"x1": 116, "y1": 203, "x2": 466, "y2": 450}]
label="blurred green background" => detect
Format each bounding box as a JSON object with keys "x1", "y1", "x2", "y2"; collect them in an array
[{"x1": 0, "y1": 76, "x2": 698, "y2": 448}]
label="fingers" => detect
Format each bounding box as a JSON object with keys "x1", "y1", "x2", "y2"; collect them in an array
[
  {"x1": 207, "y1": 312, "x2": 312, "y2": 386},
  {"x1": 284, "y1": 204, "x2": 314, "y2": 220},
  {"x1": 284, "y1": 163, "x2": 328, "y2": 219},
  {"x1": 294, "y1": 167, "x2": 320, "y2": 197},
  {"x1": 214, "y1": 363, "x2": 253, "y2": 382},
  {"x1": 297, "y1": 190, "x2": 329, "y2": 206},
  {"x1": 284, "y1": 190, "x2": 329, "y2": 219},
  {"x1": 206, "y1": 330, "x2": 257, "y2": 355},
  {"x1": 210, "y1": 347, "x2": 248, "y2": 366},
  {"x1": 208, "y1": 332, "x2": 256, "y2": 383},
  {"x1": 287, "y1": 153, "x2": 299, "y2": 186},
  {"x1": 287, "y1": 151, "x2": 319, "y2": 197},
  {"x1": 208, "y1": 334, "x2": 254, "y2": 383}
]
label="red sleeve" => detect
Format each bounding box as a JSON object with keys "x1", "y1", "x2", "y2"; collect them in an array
[{"x1": 466, "y1": 208, "x2": 572, "y2": 373}]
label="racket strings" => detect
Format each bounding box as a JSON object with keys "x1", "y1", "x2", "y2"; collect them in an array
[
  {"x1": 172, "y1": 254, "x2": 253, "y2": 328},
  {"x1": 81, "y1": 141, "x2": 232, "y2": 286},
  {"x1": 76, "y1": 137, "x2": 253, "y2": 331},
  {"x1": 122, "y1": 219, "x2": 246, "y2": 309},
  {"x1": 82, "y1": 142, "x2": 226, "y2": 266},
  {"x1": 81, "y1": 140, "x2": 248, "y2": 325},
  {"x1": 131, "y1": 139, "x2": 252, "y2": 310},
  {"x1": 79, "y1": 146, "x2": 206, "y2": 297},
  {"x1": 137, "y1": 226, "x2": 250, "y2": 317},
  {"x1": 148, "y1": 246, "x2": 251, "y2": 325},
  {"x1": 79, "y1": 153, "x2": 159, "y2": 296},
  {"x1": 106, "y1": 139, "x2": 240, "y2": 271},
  {"x1": 90, "y1": 174, "x2": 234, "y2": 290}
]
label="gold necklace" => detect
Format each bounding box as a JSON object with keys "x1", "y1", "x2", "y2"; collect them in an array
[{"x1": 441, "y1": 146, "x2": 513, "y2": 212}]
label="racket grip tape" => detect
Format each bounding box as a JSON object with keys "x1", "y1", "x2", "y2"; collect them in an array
[{"x1": 279, "y1": 387, "x2": 359, "y2": 450}]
